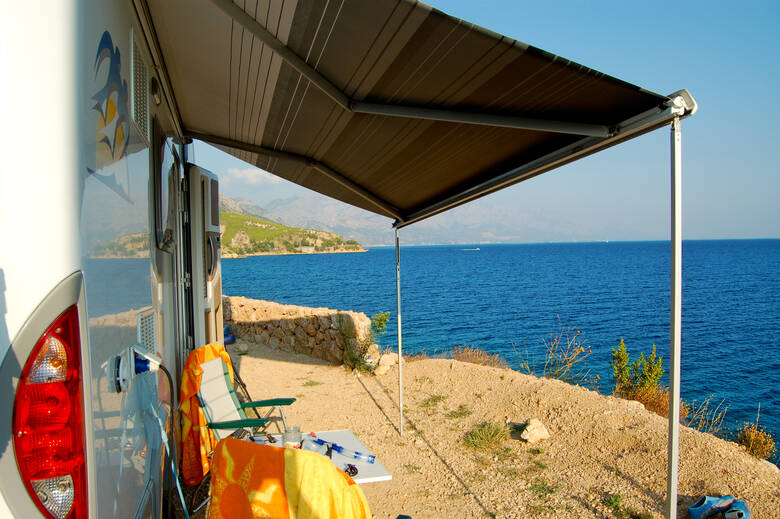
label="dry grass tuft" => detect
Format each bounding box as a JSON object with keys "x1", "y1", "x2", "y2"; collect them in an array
[
  {"x1": 603, "y1": 494, "x2": 652, "y2": 519},
  {"x1": 737, "y1": 404, "x2": 776, "y2": 460},
  {"x1": 631, "y1": 385, "x2": 690, "y2": 420},
  {"x1": 517, "y1": 325, "x2": 598, "y2": 388},
  {"x1": 404, "y1": 351, "x2": 430, "y2": 362},
  {"x1": 463, "y1": 421, "x2": 510, "y2": 450},
  {"x1": 445, "y1": 404, "x2": 473, "y2": 419},
  {"x1": 529, "y1": 480, "x2": 558, "y2": 499},
  {"x1": 420, "y1": 394, "x2": 447, "y2": 408},
  {"x1": 738, "y1": 423, "x2": 776, "y2": 459},
  {"x1": 686, "y1": 396, "x2": 728, "y2": 435},
  {"x1": 451, "y1": 345, "x2": 509, "y2": 369}
]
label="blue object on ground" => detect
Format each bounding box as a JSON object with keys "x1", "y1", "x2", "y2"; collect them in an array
[
  {"x1": 724, "y1": 501, "x2": 751, "y2": 519},
  {"x1": 688, "y1": 496, "x2": 736, "y2": 519},
  {"x1": 223, "y1": 326, "x2": 236, "y2": 345}
]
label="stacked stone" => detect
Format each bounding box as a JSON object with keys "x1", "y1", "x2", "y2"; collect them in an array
[{"x1": 222, "y1": 295, "x2": 372, "y2": 365}]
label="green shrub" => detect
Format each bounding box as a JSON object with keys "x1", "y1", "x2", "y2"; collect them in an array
[
  {"x1": 370, "y1": 312, "x2": 390, "y2": 342},
  {"x1": 608, "y1": 340, "x2": 692, "y2": 420},
  {"x1": 603, "y1": 493, "x2": 623, "y2": 509},
  {"x1": 610, "y1": 339, "x2": 664, "y2": 396},
  {"x1": 339, "y1": 311, "x2": 390, "y2": 372}
]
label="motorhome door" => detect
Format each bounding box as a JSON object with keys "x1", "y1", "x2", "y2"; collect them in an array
[{"x1": 186, "y1": 164, "x2": 223, "y2": 348}]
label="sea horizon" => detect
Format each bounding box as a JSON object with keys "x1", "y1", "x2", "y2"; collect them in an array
[{"x1": 362, "y1": 237, "x2": 780, "y2": 249}]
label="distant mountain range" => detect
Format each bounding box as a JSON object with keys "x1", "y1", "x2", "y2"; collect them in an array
[
  {"x1": 219, "y1": 197, "x2": 282, "y2": 224},
  {"x1": 220, "y1": 193, "x2": 587, "y2": 247}
]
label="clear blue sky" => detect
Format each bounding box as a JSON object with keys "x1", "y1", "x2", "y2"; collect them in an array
[{"x1": 195, "y1": 0, "x2": 780, "y2": 241}]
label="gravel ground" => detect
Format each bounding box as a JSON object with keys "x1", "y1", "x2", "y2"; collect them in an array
[{"x1": 220, "y1": 340, "x2": 779, "y2": 518}]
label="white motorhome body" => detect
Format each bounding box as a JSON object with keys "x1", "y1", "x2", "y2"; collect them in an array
[{"x1": 1, "y1": 1, "x2": 222, "y2": 517}]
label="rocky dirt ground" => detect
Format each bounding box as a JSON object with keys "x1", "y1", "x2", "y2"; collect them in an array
[{"x1": 212, "y1": 339, "x2": 779, "y2": 518}]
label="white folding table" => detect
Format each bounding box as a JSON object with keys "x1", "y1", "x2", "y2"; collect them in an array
[{"x1": 252, "y1": 429, "x2": 392, "y2": 484}]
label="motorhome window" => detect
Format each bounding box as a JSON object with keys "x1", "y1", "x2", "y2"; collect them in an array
[
  {"x1": 210, "y1": 178, "x2": 219, "y2": 228},
  {"x1": 155, "y1": 137, "x2": 179, "y2": 251}
]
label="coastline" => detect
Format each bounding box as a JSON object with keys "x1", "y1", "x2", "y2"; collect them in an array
[{"x1": 222, "y1": 248, "x2": 367, "y2": 259}]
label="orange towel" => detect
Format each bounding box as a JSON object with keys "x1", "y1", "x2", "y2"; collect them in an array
[
  {"x1": 180, "y1": 342, "x2": 235, "y2": 486},
  {"x1": 208, "y1": 438, "x2": 372, "y2": 519}
]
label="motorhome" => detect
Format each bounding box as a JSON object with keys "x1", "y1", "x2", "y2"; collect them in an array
[
  {"x1": 1, "y1": 1, "x2": 695, "y2": 518},
  {"x1": 2, "y1": 2, "x2": 224, "y2": 517}
]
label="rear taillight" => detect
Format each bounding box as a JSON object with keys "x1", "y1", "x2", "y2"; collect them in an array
[{"x1": 13, "y1": 305, "x2": 87, "y2": 519}]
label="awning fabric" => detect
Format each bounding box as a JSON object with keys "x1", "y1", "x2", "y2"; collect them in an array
[{"x1": 146, "y1": 0, "x2": 695, "y2": 226}]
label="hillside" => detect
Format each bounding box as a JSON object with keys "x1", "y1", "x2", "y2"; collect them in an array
[
  {"x1": 220, "y1": 212, "x2": 364, "y2": 257},
  {"x1": 91, "y1": 232, "x2": 150, "y2": 258}
]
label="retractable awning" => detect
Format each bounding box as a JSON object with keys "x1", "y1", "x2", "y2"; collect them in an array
[
  {"x1": 142, "y1": 0, "x2": 695, "y2": 227},
  {"x1": 139, "y1": 2, "x2": 696, "y2": 518}
]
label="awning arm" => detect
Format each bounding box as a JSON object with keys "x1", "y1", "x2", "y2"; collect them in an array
[
  {"x1": 395, "y1": 91, "x2": 697, "y2": 229},
  {"x1": 187, "y1": 131, "x2": 404, "y2": 220},
  {"x1": 209, "y1": 0, "x2": 614, "y2": 138},
  {"x1": 351, "y1": 102, "x2": 611, "y2": 138}
]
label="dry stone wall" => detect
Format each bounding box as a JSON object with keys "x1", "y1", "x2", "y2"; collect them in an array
[{"x1": 223, "y1": 295, "x2": 377, "y2": 365}]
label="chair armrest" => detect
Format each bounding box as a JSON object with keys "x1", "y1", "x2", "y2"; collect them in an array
[
  {"x1": 207, "y1": 418, "x2": 269, "y2": 429},
  {"x1": 241, "y1": 398, "x2": 296, "y2": 408}
]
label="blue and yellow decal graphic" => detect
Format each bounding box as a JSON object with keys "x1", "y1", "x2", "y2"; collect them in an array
[
  {"x1": 88, "y1": 31, "x2": 131, "y2": 200},
  {"x1": 93, "y1": 31, "x2": 129, "y2": 164}
]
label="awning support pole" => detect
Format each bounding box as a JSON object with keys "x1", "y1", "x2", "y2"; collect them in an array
[
  {"x1": 395, "y1": 228, "x2": 404, "y2": 436},
  {"x1": 665, "y1": 117, "x2": 683, "y2": 519}
]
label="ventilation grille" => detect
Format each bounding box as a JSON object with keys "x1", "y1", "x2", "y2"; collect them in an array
[
  {"x1": 136, "y1": 309, "x2": 157, "y2": 354},
  {"x1": 131, "y1": 32, "x2": 149, "y2": 141}
]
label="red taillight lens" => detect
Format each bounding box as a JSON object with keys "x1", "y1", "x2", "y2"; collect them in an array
[{"x1": 13, "y1": 305, "x2": 87, "y2": 519}]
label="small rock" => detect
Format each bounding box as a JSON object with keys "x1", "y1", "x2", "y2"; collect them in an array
[
  {"x1": 378, "y1": 352, "x2": 398, "y2": 367},
  {"x1": 520, "y1": 418, "x2": 550, "y2": 443},
  {"x1": 624, "y1": 399, "x2": 645, "y2": 411},
  {"x1": 234, "y1": 342, "x2": 249, "y2": 355},
  {"x1": 374, "y1": 364, "x2": 391, "y2": 376}
]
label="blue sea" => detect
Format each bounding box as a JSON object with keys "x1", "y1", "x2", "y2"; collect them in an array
[{"x1": 222, "y1": 240, "x2": 780, "y2": 461}]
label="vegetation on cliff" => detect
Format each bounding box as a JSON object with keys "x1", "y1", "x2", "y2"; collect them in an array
[
  {"x1": 91, "y1": 232, "x2": 150, "y2": 258},
  {"x1": 220, "y1": 211, "x2": 363, "y2": 256}
]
